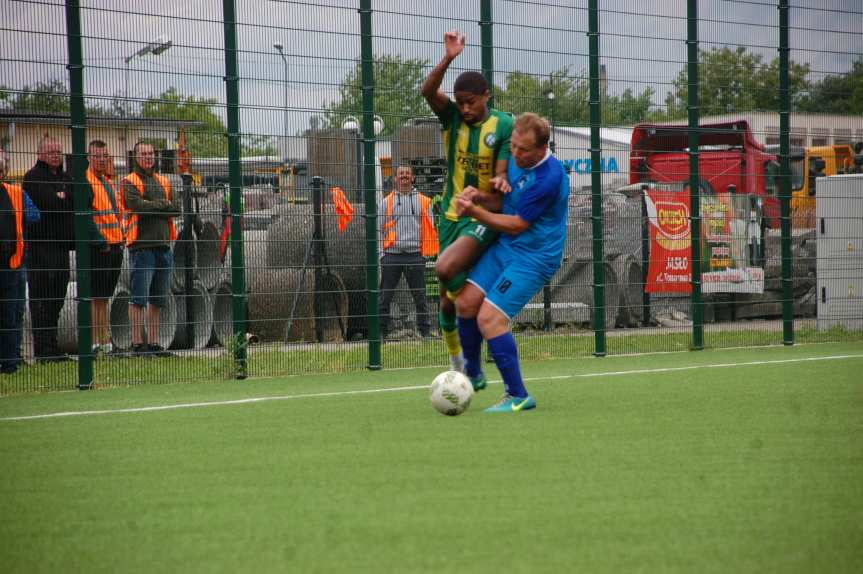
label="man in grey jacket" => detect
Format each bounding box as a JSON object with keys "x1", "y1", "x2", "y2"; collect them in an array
[
  {"x1": 120, "y1": 142, "x2": 181, "y2": 357},
  {"x1": 377, "y1": 165, "x2": 439, "y2": 339}
]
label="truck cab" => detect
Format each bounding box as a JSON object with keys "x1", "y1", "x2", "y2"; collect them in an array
[{"x1": 630, "y1": 120, "x2": 780, "y2": 228}]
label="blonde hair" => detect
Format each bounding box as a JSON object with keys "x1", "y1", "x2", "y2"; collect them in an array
[{"x1": 514, "y1": 113, "x2": 550, "y2": 147}]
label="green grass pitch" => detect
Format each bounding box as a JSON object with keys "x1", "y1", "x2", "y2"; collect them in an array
[{"x1": 1, "y1": 342, "x2": 862, "y2": 573}]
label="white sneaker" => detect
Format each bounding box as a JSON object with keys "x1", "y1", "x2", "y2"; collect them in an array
[
  {"x1": 102, "y1": 342, "x2": 113, "y2": 354},
  {"x1": 449, "y1": 353, "x2": 465, "y2": 373}
]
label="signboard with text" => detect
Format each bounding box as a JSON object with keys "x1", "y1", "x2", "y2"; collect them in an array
[{"x1": 644, "y1": 187, "x2": 764, "y2": 295}]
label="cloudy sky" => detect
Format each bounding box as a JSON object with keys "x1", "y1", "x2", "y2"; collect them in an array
[{"x1": 1, "y1": 0, "x2": 860, "y2": 140}]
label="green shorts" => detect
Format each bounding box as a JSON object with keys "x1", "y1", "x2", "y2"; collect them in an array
[{"x1": 437, "y1": 217, "x2": 498, "y2": 253}]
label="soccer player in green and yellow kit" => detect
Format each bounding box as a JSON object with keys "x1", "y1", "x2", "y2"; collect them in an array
[{"x1": 421, "y1": 29, "x2": 513, "y2": 382}]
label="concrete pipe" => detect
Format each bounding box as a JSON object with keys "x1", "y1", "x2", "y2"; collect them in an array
[
  {"x1": 550, "y1": 260, "x2": 620, "y2": 330},
  {"x1": 612, "y1": 254, "x2": 644, "y2": 327},
  {"x1": 171, "y1": 221, "x2": 198, "y2": 293},
  {"x1": 210, "y1": 279, "x2": 234, "y2": 347},
  {"x1": 108, "y1": 285, "x2": 178, "y2": 350},
  {"x1": 222, "y1": 229, "x2": 270, "y2": 285},
  {"x1": 196, "y1": 221, "x2": 223, "y2": 291},
  {"x1": 171, "y1": 280, "x2": 214, "y2": 350},
  {"x1": 266, "y1": 202, "x2": 367, "y2": 338},
  {"x1": 56, "y1": 281, "x2": 79, "y2": 354}
]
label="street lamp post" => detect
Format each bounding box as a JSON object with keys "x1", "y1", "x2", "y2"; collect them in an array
[
  {"x1": 546, "y1": 85, "x2": 556, "y2": 154},
  {"x1": 273, "y1": 43, "x2": 289, "y2": 162},
  {"x1": 543, "y1": 85, "x2": 557, "y2": 330},
  {"x1": 124, "y1": 35, "x2": 172, "y2": 117},
  {"x1": 123, "y1": 36, "x2": 172, "y2": 162}
]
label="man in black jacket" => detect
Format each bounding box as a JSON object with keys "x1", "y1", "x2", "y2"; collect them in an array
[{"x1": 23, "y1": 136, "x2": 73, "y2": 362}]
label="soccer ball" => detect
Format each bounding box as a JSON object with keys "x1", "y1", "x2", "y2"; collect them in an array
[{"x1": 430, "y1": 370, "x2": 474, "y2": 416}]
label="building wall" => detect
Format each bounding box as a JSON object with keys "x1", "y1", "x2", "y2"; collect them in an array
[{"x1": 0, "y1": 120, "x2": 183, "y2": 180}]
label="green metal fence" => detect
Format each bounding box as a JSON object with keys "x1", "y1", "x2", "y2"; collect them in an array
[{"x1": 1, "y1": 0, "x2": 861, "y2": 394}]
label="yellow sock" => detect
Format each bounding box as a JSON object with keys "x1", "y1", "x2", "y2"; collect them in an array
[
  {"x1": 442, "y1": 328, "x2": 461, "y2": 357},
  {"x1": 445, "y1": 286, "x2": 463, "y2": 302}
]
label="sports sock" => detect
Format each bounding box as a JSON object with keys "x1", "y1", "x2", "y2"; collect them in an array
[
  {"x1": 456, "y1": 317, "x2": 483, "y2": 379},
  {"x1": 439, "y1": 310, "x2": 461, "y2": 354},
  {"x1": 488, "y1": 332, "x2": 527, "y2": 398},
  {"x1": 443, "y1": 271, "x2": 467, "y2": 295}
]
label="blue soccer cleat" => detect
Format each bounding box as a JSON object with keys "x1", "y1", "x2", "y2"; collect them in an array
[
  {"x1": 469, "y1": 373, "x2": 487, "y2": 391},
  {"x1": 483, "y1": 394, "x2": 536, "y2": 413}
]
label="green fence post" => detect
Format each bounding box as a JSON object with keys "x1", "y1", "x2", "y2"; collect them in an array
[
  {"x1": 588, "y1": 0, "x2": 606, "y2": 356},
  {"x1": 223, "y1": 0, "x2": 247, "y2": 378},
  {"x1": 480, "y1": 0, "x2": 494, "y2": 106},
  {"x1": 687, "y1": 0, "x2": 704, "y2": 350},
  {"x1": 360, "y1": 0, "x2": 381, "y2": 370},
  {"x1": 778, "y1": 0, "x2": 794, "y2": 345},
  {"x1": 65, "y1": 0, "x2": 93, "y2": 389}
]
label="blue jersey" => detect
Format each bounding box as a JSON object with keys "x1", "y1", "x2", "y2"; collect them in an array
[{"x1": 499, "y1": 151, "x2": 569, "y2": 270}]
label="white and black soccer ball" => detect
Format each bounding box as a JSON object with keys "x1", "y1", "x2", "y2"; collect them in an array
[{"x1": 430, "y1": 370, "x2": 474, "y2": 416}]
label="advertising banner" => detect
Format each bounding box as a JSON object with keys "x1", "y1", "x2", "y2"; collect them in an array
[{"x1": 644, "y1": 187, "x2": 764, "y2": 294}]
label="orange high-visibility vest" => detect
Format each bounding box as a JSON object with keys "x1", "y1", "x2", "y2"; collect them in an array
[
  {"x1": 2, "y1": 183, "x2": 24, "y2": 269},
  {"x1": 120, "y1": 172, "x2": 177, "y2": 247},
  {"x1": 382, "y1": 191, "x2": 439, "y2": 257},
  {"x1": 86, "y1": 168, "x2": 123, "y2": 245}
]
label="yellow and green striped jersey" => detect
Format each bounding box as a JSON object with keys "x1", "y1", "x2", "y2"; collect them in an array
[{"x1": 437, "y1": 101, "x2": 513, "y2": 222}]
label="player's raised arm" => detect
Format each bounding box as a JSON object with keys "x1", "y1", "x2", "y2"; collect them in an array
[{"x1": 421, "y1": 29, "x2": 465, "y2": 115}]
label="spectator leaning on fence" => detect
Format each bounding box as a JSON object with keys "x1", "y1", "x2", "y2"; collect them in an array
[
  {"x1": 120, "y1": 141, "x2": 181, "y2": 358},
  {"x1": 23, "y1": 136, "x2": 74, "y2": 363},
  {"x1": 378, "y1": 165, "x2": 439, "y2": 340},
  {"x1": 86, "y1": 139, "x2": 124, "y2": 356}
]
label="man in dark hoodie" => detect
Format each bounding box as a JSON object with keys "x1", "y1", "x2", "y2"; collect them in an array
[
  {"x1": 120, "y1": 141, "x2": 181, "y2": 357},
  {"x1": 23, "y1": 136, "x2": 73, "y2": 362}
]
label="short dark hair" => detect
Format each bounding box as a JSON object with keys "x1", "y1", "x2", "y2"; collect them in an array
[
  {"x1": 88, "y1": 139, "x2": 107, "y2": 151},
  {"x1": 453, "y1": 71, "x2": 488, "y2": 95},
  {"x1": 133, "y1": 140, "x2": 154, "y2": 154}
]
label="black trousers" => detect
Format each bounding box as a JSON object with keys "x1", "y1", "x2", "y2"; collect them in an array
[
  {"x1": 27, "y1": 245, "x2": 70, "y2": 359},
  {"x1": 379, "y1": 252, "x2": 430, "y2": 336}
]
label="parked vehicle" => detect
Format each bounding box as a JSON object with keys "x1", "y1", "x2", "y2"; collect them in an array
[{"x1": 629, "y1": 120, "x2": 780, "y2": 228}]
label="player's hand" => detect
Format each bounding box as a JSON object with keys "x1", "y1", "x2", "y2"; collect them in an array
[
  {"x1": 456, "y1": 187, "x2": 478, "y2": 216},
  {"x1": 490, "y1": 176, "x2": 511, "y2": 194},
  {"x1": 444, "y1": 29, "x2": 465, "y2": 60}
]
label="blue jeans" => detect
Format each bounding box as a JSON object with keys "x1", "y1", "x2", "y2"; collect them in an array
[
  {"x1": 129, "y1": 246, "x2": 173, "y2": 308},
  {"x1": 0, "y1": 267, "x2": 23, "y2": 373}
]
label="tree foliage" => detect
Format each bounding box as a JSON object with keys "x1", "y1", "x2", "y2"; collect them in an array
[
  {"x1": 140, "y1": 88, "x2": 274, "y2": 157},
  {"x1": 798, "y1": 57, "x2": 863, "y2": 115},
  {"x1": 324, "y1": 54, "x2": 429, "y2": 136},
  {"x1": 492, "y1": 68, "x2": 657, "y2": 126},
  {"x1": 0, "y1": 79, "x2": 122, "y2": 116},
  {"x1": 663, "y1": 46, "x2": 811, "y2": 117}
]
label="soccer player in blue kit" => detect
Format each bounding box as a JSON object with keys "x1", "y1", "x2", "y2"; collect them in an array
[{"x1": 454, "y1": 113, "x2": 569, "y2": 412}]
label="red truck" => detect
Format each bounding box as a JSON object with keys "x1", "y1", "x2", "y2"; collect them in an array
[{"x1": 629, "y1": 120, "x2": 780, "y2": 228}]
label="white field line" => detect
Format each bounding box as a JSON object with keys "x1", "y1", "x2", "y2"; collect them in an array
[{"x1": 2, "y1": 353, "x2": 862, "y2": 423}]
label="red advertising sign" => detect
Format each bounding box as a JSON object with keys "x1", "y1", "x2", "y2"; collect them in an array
[
  {"x1": 644, "y1": 187, "x2": 765, "y2": 295},
  {"x1": 645, "y1": 189, "x2": 692, "y2": 293}
]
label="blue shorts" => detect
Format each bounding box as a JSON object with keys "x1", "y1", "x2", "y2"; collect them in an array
[
  {"x1": 129, "y1": 246, "x2": 173, "y2": 308},
  {"x1": 467, "y1": 244, "x2": 552, "y2": 319}
]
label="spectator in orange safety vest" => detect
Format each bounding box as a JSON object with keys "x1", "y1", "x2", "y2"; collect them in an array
[
  {"x1": 377, "y1": 165, "x2": 439, "y2": 340},
  {"x1": 1, "y1": 152, "x2": 31, "y2": 374},
  {"x1": 120, "y1": 141, "x2": 181, "y2": 358},
  {"x1": 85, "y1": 140, "x2": 124, "y2": 356}
]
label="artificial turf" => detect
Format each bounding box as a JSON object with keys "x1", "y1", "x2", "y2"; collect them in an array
[{"x1": 1, "y1": 342, "x2": 861, "y2": 573}]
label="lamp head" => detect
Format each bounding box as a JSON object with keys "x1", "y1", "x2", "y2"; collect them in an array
[{"x1": 274, "y1": 42, "x2": 284, "y2": 52}]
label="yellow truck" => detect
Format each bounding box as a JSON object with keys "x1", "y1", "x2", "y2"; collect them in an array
[{"x1": 767, "y1": 143, "x2": 861, "y2": 228}]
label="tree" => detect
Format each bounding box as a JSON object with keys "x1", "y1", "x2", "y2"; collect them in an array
[
  {"x1": 664, "y1": 46, "x2": 810, "y2": 118},
  {"x1": 493, "y1": 68, "x2": 590, "y2": 125},
  {"x1": 139, "y1": 88, "x2": 275, "y2": 157},
  {"x1": 324, "y1": 54, "x2": 430, "y2": 136},
  {"x1": 603, "y1": 87, "x2": 656, "y2": 126},
  {"x1": 798, "y1": 57, "x2": 863, "y2": 115},
  {"x1": 0, "y1": 79, "x2": 122, "y2": 116}
]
